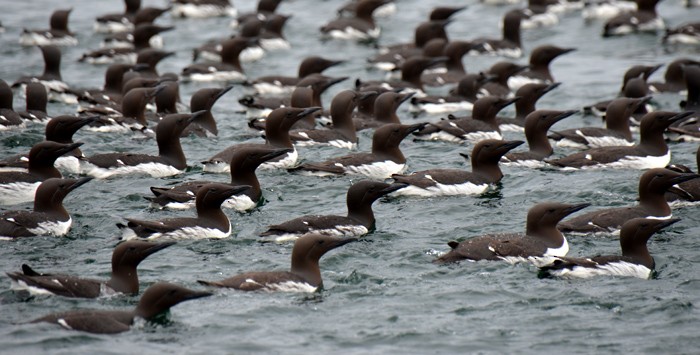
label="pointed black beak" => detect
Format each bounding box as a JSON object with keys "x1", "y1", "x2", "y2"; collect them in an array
[
  {"x1": 501, "y1": 97, "x2": 521, "y2": 108},
  {"x1": 667, "y1": 111, "x2": 695, "y2": 125},
  {"x1": 224, "y1": 184, "x2": 253, "y2": 198},
  {"x1": 147, "y1": 84, "x2": 168, "y2": 99},
  {"x1": 564, "y1": 203, "x2": 591, "y2": 216},
  {"x1": 359, "y1": 91, "x2": 378, "y2": 101},
  {"x1": 634, "y1": 96, "x2": 653, "y2": 110},
  {"x1": 543, "y1": 82, "x2": 562, "y2": 94},
  {"x1": 501, "y1": 140, "x2": 525, "y2": 151},
  {"x1": 399, "y1": 92, "x2": 416, "y2": 104},
  {"x1": 328, "y1": 236, "x2": 358, "y2": 249},
  {"x1": 553, "y1": 110, "x2": 579, "y2": 123},
  {"x1": 669, "y1": 173, "x2": 700, "y2": 185},
  {"x1": 58, "y1": 142, "x2": 84, "y2": 156},
  {"x1": 188, "y1": 110, "x2": 208, "y2": 124},
  {"x1": 262, "y1": 148, "x2": 293, "y2": 161},
  {"x1": 67, "y1": 177, "x2": 92, "y2": 192},
  {"x1": 298, "y1": 106, "x2": 322, "y2": 117},
  {"x1": 142, "y1": 241, "x2": 177, "y2": 256},
  {"x1": 324, "y1": 76, "x2": 349, "y2": 89},
  {"x1": 156, "y1": 25, "x2": 175, "y2": 34},
  {"x1": 214, "y1": 85, "x2": 234, "y2": 102},
  {"x1": 406, "y1": 122, "x2": 428, "y2": 134},
  {"x1": 653, "y1": 218, "x2": 681, "y2": 232},
  {"x1": 381, "y1": 182, "x2": 409, "y2": 195}
]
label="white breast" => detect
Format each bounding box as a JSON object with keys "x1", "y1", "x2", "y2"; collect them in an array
[
  {"x1": 0, "y1": 182, "x2": 41, "y2": 205},
  {"x1": 326, "y1": 26, "x2": 380, "y2": 41},
  {"x1": 240, "y1": 46, "x2": 265, "y2": 63},
  {"x1": 504, "y1": 159, "x2": 547, "y2": 168},
  {"x1": 252, "y1": 82, "x2": 295, "y2": 96},
  {"x1": 81, "y1": 161, "x2": 183, "y2": 179},
  {"x1": 187, "y1": 70, "x2": 246, "y2": 83},
  {"x1": 55, "y1": 156, "x2": 81, "y2": 175},
  {"x1": 27, "y1": 217, "x2": 72, "y2": 237},
  {"x1": 346, "y1": 160, "x2": 406, "y2": 180},
  {"x1": 520, "y1": 12, "x2": 560, "y2": 30},
  {"x1": 260, "y1": 150, "x2": 298, "y2": 170},
  {"x1": 416, "y1": 131, "x2": 466, "y2": 144},
  {"x1": 93, "y1": 20, "x2": 133, "y2": 34},
  {"x1": 582, "y1": 1, "x2": 636, "y2": 20},
  {"x1": 548, "y1": 260, "x2": 651, "y2": 279},
  {"x1": 664, "y1": 34, "x2": 700, "y2": 45}
]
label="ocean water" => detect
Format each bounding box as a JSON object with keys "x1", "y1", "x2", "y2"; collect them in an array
[{"x1": 0, "y1": 0, "x2": 699, "y2": 353}]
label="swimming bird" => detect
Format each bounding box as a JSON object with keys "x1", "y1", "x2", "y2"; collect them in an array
[
  {"x1": 665, "y1": 146, "x2": 700, "y2": 203},
  {"x1": 557, "y1": 168, "x2": 700, "y2": 233},
  {"x1": 434, "y1": 202, "x2": 590, "y2": 264},
  {"x1": 118, "y1": 183, "x2": 250, "y2": 241},
  {"x1": 549, "y1": 96, "x2": 649, "y2": 149},
  {"x1": 368, "y1": 19, "x2": 452, "y2": 71},
  {"x1": 547, "y1": 111, "x2": 694, "y2": 170},
  {"x1": 663, "y1": 22, "x2": 700, "y2": 45},
  {"x1": 198, "y1": 233, "x2": 355, "y2": 292},
  {"x1": 146, "y1": 146, "x2": 291, "y2": 211},
  {"x1": 181, "y1": 37, "x2": 257, "y2": 82},
  {"x1": 290, "y1": 123, "x2": 425, "y2": 179},
  {"x1": 79, "y1": 24, "x2": 174, "y2": 65},
  {"x1": 508, "y1": 45, "x2": 575, "y2": 90},
  {"x1": 93, "y1": 0, "x2": 141, "y2": 33},
  {"x1": 320, "y1": 0, "x2": 391, "y2": 41},
  {"x1": 202, "y1": 107, "x2": 321, "y2": 173},
  {"x1": 648, "y1": 58, "x2": 700, "y2": 93},
  {"x1": 81, "y1": 112, "x2": 202, "y2": 179},
  {"x1": 354, "y1": 91, "x2": 413, "y2": 130},
  {"x1": 413, "y1": 96, "x2": 519, "y2": 144},
  {"x1": 83, "y1": 85, "x2": 164, "y2": 133},
  {"x1": 17, "y1": 83, "x2": 50, "y2": 123},
  {"x1": 19, "y1": 9, "x2": 77, "y2": 46},
  {"x1": 0, "y1": 142, "x2": 82, "y2": 205},
  {"x1": 409, "y1": 72, "x2": 495, "y2": 114},
  {"x1": 260, "y1": 180, "x2": 406, "y2": 242},
  {"x1": 0, "y1": 115, "x2": 95, "y2": 174},
  {"x1": 32, "y1": 282, "x2": 212, "y2": 334},
  {"x1": 0, "y1": 80, "x2": 25, "y2": 130},
  {"x1": 0, "y1": 177, "x2": 91, "y2": 239},
  {"x1": 391, "y1": 139, "x2": 523, "y2": 197},
  {"x1": 171, "y1": 0, "x2": 237, "y2": 18},
  {"x1": 501, "y1": 110, "x2": 578, "y2": 167},
  {"x1": 249, "y1": 56, "x2": 344, "y2": 95},
  {"x1": 7, "y1": 240, "x2": 174, "y2": 297},
  {"x1": 467, "y1": 10, "x2": 523, "y2": 58},
  {"x1": 540, "y1": 218, "x2": 679, "y2": 279},
  {"x1": 12, "y1": 45, "x2": 77, "y2": 104},
  {"x1": 602, "y1": 0, "x2": 664, "y2": 37},
  {"x1": 497, "y1": 82, "x2": 561, "y2": 132},
  {"x1": 181, "y1": 86, "x2": 233, "y2": 137}
]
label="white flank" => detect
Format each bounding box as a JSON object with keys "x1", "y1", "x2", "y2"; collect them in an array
[
  {"x1": 499, "y1": 123, "x2": 525, "y2": 132},
  {"x1": 186, "y1": 70, "x2": 246, "y2": 83},
  {"x1": 665, "y1": 34, "x2": 700, "y2": 45},
  {"x1": 240, "y1": 46, "x2": 265, "y2": 62},
  {"x1": 245, "y1": 108, "x2": 274, "y2": 120},
  {"x1": 252, "y1": 82, "x2": 295, "y2": 96},
  {"x1": 81, "y1": 162, "x2": 183, "y2": 179},
  {"x1": 85, "y1": 52, "x2": 137, "y2": 65},
  {"x1": 270, "y1": 225, "x2": 368, "y2": 243},
  {"x1": 19, "y1": 33, "x2": 78, "y2": 47},
  {"x1": 409, "y1": 101, "x2": 474, "y2": 114},
  {"x1": 508, "y1": 76, "x2": 545, "y2": 92},
  {"x1": 0, "y1": 182, "x2": 41, "y2": 205},
  {"x1": 171, "y1": 4, "x2": 237, "y2": 18},
  {"x1": 10, "y1": 279, "x2": 55, "y2": 295},
  {"x1": 260, "y1": 150, "x2": 298, "y2": 170},
  {"x1": 265, "y1": 281, "x2": 317, "y2": 293},
  {"x1": 343, "y1": 161, "x2": 405, "y2": 180},
  {"x1": 55, "y1": 156, "x2": 81, "y2": 175},
  {"x1": 93, "y1": 20, "x2": 133, "y2": 34},
  {"x1": 481, "y1": 0, "x2": 520, "y2": 4},
  {"x1": 391, "y1": 180, "x2": 488, "y2": 197},
  {"x1": 520, "y1": 13, "x2": 559, "y2": 30},
  {"x1": 326, "y1": 26, "x2": 380, "y2": 41},
  {"x1": 579, "y1": 151, "x2": 671, "y2": 170},
  {"x1": 374, "y1": 2, "x2": 397, "y2": 17},
  {"x1": 121, "y1": 225, "x2": 231, "y2": 241},
  {"x1": 463, "y1": 131, "x2": 502, "y2": 142},
  {"x1": 580, "y1": 135, "x2": 634, "y2": 148},
  {"x1": 504, "y1": 159, "x2": 548, "y2": 168},
  {"x1": 582, "y1": 1, "x2": 636, "y2": 20},
  {"x1": 548, "y1": 260, "x2": 651, "y2": 279},
  {"x1": 555, "y1": 138, "x2": 589, "y2": 150},
  {"x1": 27, "y1": 218, "x2": 72, "y2": 237},
  {"x1": 371, "y1": 61, "x2": 398, "y2": 72},
  {"x1": 260, "y1": 38, "x2": 291, "y2": 51}
]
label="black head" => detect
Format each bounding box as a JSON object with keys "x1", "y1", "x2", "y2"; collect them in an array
[
  {"x1": 156, "y1": 112, "x2": 202, "y2": 138},
  {"x1": 220, "y1": 37, "x2": 257, "y2": 64},
  {"x1": 639, "y1": 168, "x2": 700, "y2": 195},
  {"x1": 623, "y1": 64, "x2": 662, "y2": 85},
  {"x1": 39, "y1": 45, "x2": 62, "y2": 80},
  {"x1": 28, "y1": 141, "x2": 83, "y2": 171},
  {"x1": 639, "y1": 111, "x2": 695, "y2": 137},
  {"x1": 136, "y1": 48, "x2": 175, "y2": 67},
  {"x1": 298, "y1": 74, "x2": 349, "y2": 93},
  {"x1": 515, "y1": 82, "x2": 560, "y2": 104},
  {"x1": 347, "y1": 180, "x2": 406, "y2": 207},
  {"x1": 471, "y1": 139, "x2": 524, "y2": 165},
  {"x1": 529, "y1": 45, "x2": 575, "y2": 66},
  {"x1": 103, "y1": 63, "x2": 134, "y2": 91},
  {"x1": 524, "y1": 109, "x2": 578, "y2": 133},
  {"x1": 45, "y1": 115, "x2": 96, "y2": 142},
  {"x1": 401, "y1": 56, "x2": 448, "y2": 83},
  {"x1": 34, "y1": 177, "x2": 91, "y2": 210},
  {"x1": 473, "y1": 96, "x2": 520, "y2": 119},
  {"x1": 125, "y1": 0, "x2": 142, "y2": 14},
  {"x1": 375, "y1": 91, "x2": 413, "y2": 113},
  {"x1": 230, "y1": 146, "x2": 292, "y2": 172},
  {"x1": 605, "y1": 96, "x2": 651, "y2": 123},
  {"x1": 488, "y1": 61, "x2": 529, "y2": 82},
  {"x1": 49, "y1": 8, "x2": 72, "y2": 32},
  {"x1": 263, "y1": 14, "x2": 291, "y2": 35},
  {"x1": 620, "y1": 217, "x2": 680, "y2": 248},
  {"x1": 112, "y1": 240, "x2": 175, "y2": 271},
  {"x1": 134, "y1": 6, "x2": 170, "y2": 25},
  {"x1": 372, "y1": 123, "x2": 425, "y2": 153},
  {"x1": 292, "y1": 233, "x2": 356, "y2": 267},
  {"x1": 196, "y1": 183, "x2": 253, "y2": 208},
  {"x1": 190, "y1": 86, "x2": 233, "y2": 111},
  {"x1": 527, "y1": 202, "x2": 590, "y2": 231},
  {"x1": 429, "y1": 6, "x2": 466, "y2": 21},
  {"x1": 356, "y1": 0, "x2": 392, "y2": 18},
  {"x1": 266, "y1": 106, "x2": 322, "y2": 132},
  {"x1": 414, "y1": 20, "x2": 451, "y2": 47},
  {"x1": 298, "y1": 56, "x2": 344, "y2": 78},
  {"x1": 665, "y1": 58, "x2": 700, "y2": 83},
  {"x1": 134, "y1": 282, "x2": 212, "y2": 320}
]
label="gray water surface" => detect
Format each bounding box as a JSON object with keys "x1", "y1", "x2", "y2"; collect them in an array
[{"x1": 1, "y1": 0, "x2": 700, "y2": 354}]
